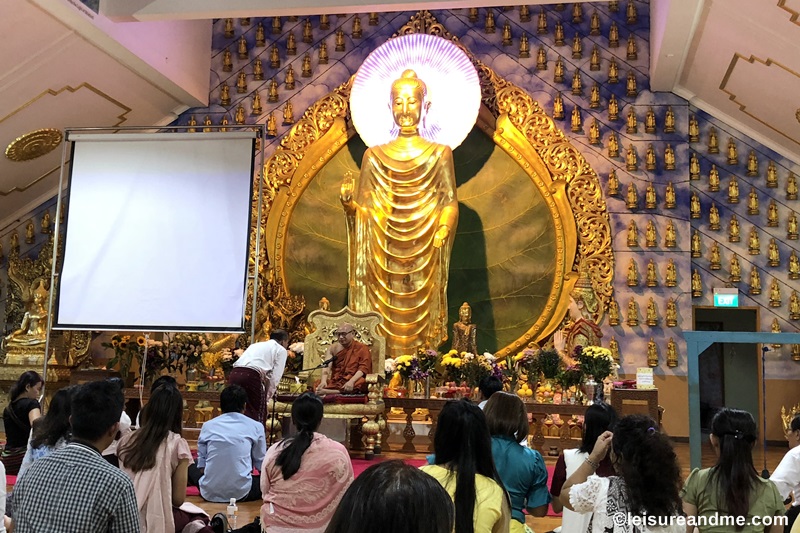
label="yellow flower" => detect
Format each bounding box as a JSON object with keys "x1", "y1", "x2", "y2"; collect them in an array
[
  {"x1": 136, "y1": 336, "x2": 146, "y2": 346},
  {"x1": 111, "y1": 340, "x2": 119, "y2": 348}
]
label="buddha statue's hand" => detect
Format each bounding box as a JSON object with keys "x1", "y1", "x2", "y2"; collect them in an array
[
  {"x1": 340, "y1": 172, "x2": 355, "y2": 205},
  {"x1": 433, "y1": 225, "x2": 450, "y2": 248}
]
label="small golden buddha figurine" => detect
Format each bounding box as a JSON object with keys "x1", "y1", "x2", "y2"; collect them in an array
[
  {"x1": 747, "y1": 187, "x2": 759, "y2": 215},
  {"x1": 234, "y1": 105, "x2": 245, "y2": 124},
  {"x1": 647, "y1": 338, "x2": 658, "y2": 368},
  {"x1": 224, "y1": 18, "x2": 235, "y2": 38},
  {"x1": 748, "y1": 227, "x2": 760, "y2": 255},
  {"x1": 589, "y1": 10, "x2": 601, "y2": 34},
  {"x1": 645, "y1": 220, "x2": 657, "y2": 247},
  {"x1": 690, "y1": 191, "x2": 701, "y2": 219},
  {"x1": 519, "y1": 34, "x2": 530, "y2": 58},
  {"x1": 282, "y1": 101, "x2": 294, "y2": 124},
  {"x1": 791, "y1": 291, "x2": 800, "y2": 321},
  {"x1": 369, "y1": 12, "x2": 379, "y2": 25},
  {"x1": 609, "y1": 337, "x2": 620, "y2": 363},
  {"x1": 256, "y1": 22, "x2": 266, "y2": 47},
  {"x1": 186, "y1": 115, "x2": 197, "y2": 133},
  {"x1": 768, "y1": 238, "x2": 780, "y2": 266},
  {"x1": 665, "y1": 220, "x2": 677, "y2": 247},
  {"x1": 554, "y1": 21, "x2": 565, "y2": 45},
  {"x1": 25, "y1": 220, "x2": 35, "y2": 244},
  {"x1": 767, "y1": 161, "x2": 778, "y2": 188},
  {"x1": 709, "y1": 242, "x2": 721, "y2": 270},
  {"x1": 689, "y1": 114, "x2": 700, "y2": 142},
  {"x1": 41, "y1": 210, "x2": 51, "y2": 234},
  {"x1": 608, "y1": 94, "x2": 619, "y2": 121},
  {"x1": 729, "y1": 214, "x2": 741, "y2": 242},
  {"x1": 238, "y1": 34, "x2": 248, "y2": 59},
  {"x1": 627, "y1": 297, "x2": 639, "y2": 326},
  {"x1": 627, "y1": 258, "x2": 639, "y2": 287},
  {"x1": 572, "y1": 69, "x2": 583, "y2": 95},
  {"x1": 709, "y1": 203, "x2": 721, "y2": 230},
  {"x1": 626, "y1": 182, "x2": 638, "y2": 209},
  {"x1": 728, "y1": 176, "x2": 739, "y2": 204},
  {"x1": 589, "y1": 83, "x2": 600, "y2": 109},
  {"x1": 554, "y1": 56, "x2": 565, "y2": 83},
  {"x1": 608, "y1": 57, "x2": 619, "y2": 83},
  {"x1": 272, "y1": 16, "x2": 282, "y2": 34},
  {"x1": 708, "y1": 164, "x2": 720, "y2": 192},
  {"x1": 267, "y1": 79, "x2": 279, "y2": 102},
  {"x1": 302, "y1": 19, "x2": 313, "y2": 43},
  {"x1": 4, "y1": 279, "x2": 50, "y2": 354},
  {"x1": 626, "y1": 144, "x2": 638, "y2": 171},
  {"x1": 537, "y1": 7, "x2": 548, "y2": 34},
  {"x1": 222, "y1": 49, "x2": 233, "y2": 72},
  {"x1": 452, "y1": 302, "x2": 478, "y2": 355},
  {"x1": 646, "y1": 258, "x2": 658, "y2": 287},
  {"x1": 608, "y1": 132, "x2": 620, "y2": 158},
  {"x1": 767, "y1": 200, "x2": 779, "y2": 227},
  {"x1": 665, "y1": 181, "x2": 676, "y2": 209},
  {"x1": 644, "y1": 107, "x2": 656, "y2": 133},
  {"x1": 788, "y1": 211, "x2": 799, "y2": 240},
  {"x1": 609, "y1": 21, "x2": 620, "y2": 47},
  {"x1": 266, "y1": 111, "x2": 277, "y2": 137},
  {"x1": 287, "y1": 32, "x2": 297, "y2": 55},
  {"x1": 484, "y1": 10, "x2": 497, "y2": 33},
  {"x1": 468, "y1": 8, "x2": 479, "y2": 23},
  {"x1": 664, "y1": 107, "x2": 675, "y2": 133},
  {"x1": 690, "y1": 152, "x2": 700, "y2": 180},
  {"x1": 202, "y1": 115, "x2": 212, "y2": 133},
  {"x1": 520, "y1": 5, "x2": 531, "y2": 22},
  {"x1": 708, "y1": 127, "x2": 719, "y2": 154},
  {"x1": 770, "y1": 279, "x2": 782, "y2": 307},
  {"x1": 270, "y1": 45, "x2": 280, "y2": 68},
  {"x1": 236, "y1": 71, "x2": 247, "y2": 94},
  {"x1": 691, "y1": 229, "x2": 702, "y2": 258},
  {"x1": 793, "y1": 345, "x2": 800, "y2": 361},
  {"x1": 284, "y1": 64, "x2": 295, "y2": 89},
  {"x1": 666, "y1": 258, "x2": 678, "y2": 287},
  {"x1": 627, "y1": 219, "x2": 639, "y2": 247},
  {"x1": 608, "y1": 297, "x2": 620, "y2": 325},
  {"x1": 589, "y1": 119, "x2": 600, "y2": 145},
  {"x1": 627, "y1": 0, "x2": 638, "y2": 24},
  {"x1": 553, "y1": 92, "x2": 564, "y2": 120},
  {"x1": 666, "y1": 298, "x2": 678, "y2": 327},
  {"x1": 590, "y1": 46, "x2": 601, "y2": 71},
  {"x1": 790, "y1": 251, "x2": 800, "y2": 279},
  {"x1": 626, "y1": 106, "x2": 638, "y2": 134},
  {"x1": 771, "y1": 318, "x2": 781, "y2": 346},
  {"x1": 645, "y1": 144, "x2": 656, "y2": 171},
  {"x1": 219, "y1": 83, "x2": 231, "y2": 106},
  {"x1": 746, "y1": 150, "x2": 758, "y2": 177},
  {"x1": 301, "y1": 53, "x2": 312, "y2": 77},
  {"x1": 626, "y1": 70, "x2": 637, "y2": 97},
  {"x1": 335, "y1": 28, "x2": 346, "y2": 51},
  {"x1": 691, "y1": 269, "x2": 703, "y2": 298},
  {"x1": 749, "y1": 267, "x2": 761, "y2": 295},
  {"x1": 646, "y1": 297, "x2": 658, "y2": 326},
  {"x1": 608, "y1": 170, "x2": 620, "y2": 196},
  {"x1": 251, "y1": 92, "x2": 262, "y2": 115},
  {"x1": 536, "y1": 46, "x2": 547, "y2": 71},
  {"x1": 667, "y1": 339, "x2": 678, "y2": 368},
  {"x1": 501, "y1": 21, "x2": 512, "y2": 46},
  {"x1": 240, "y1": 17, "x2": 250, "y2": 26},
  {"x1": 727, "y1": 138, "x2": 738, "y2": 165},
  {"x1": 787, "y1": 172, "x2": 798, "y2": 200},
  {"x1": 252, "y1": 58, "x2": 264, "y2": 81},
  {"x1": 570, "y1": 106, "x2": 582, "y2": 133},
  {"x1": 572, "y1": 34, "x2": 582, "y2": 59},
  {"x1": 572, "y1": 3, "x2": 583, "y2": 22},
  {"x1": 219, "y1": 116, "x2": 229, "y2": 132},
  {"x1": 664, "y1": 144, "x2": 676, "y2": 171},
  {"x1": 319, "y1": 42, "x2": 329, "y2": 65},
  {"x1": 645, "y1": 183, "x2": 657, "y2": 209},
  {"x1": 626, "y1": 33, "x2": 637, "y2": 60}
]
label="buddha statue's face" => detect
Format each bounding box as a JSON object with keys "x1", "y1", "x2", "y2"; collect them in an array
[
  {"x1": 459, "y1": 305, "x2": 471, "y2": 323},
  {"x1": 390, "y1": 80, "x2": 426, "y2": 131}
]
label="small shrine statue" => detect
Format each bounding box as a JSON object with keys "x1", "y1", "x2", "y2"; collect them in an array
[
  {"x1": 187, "y1": 115, "x2": 197, "y2": 133},
  {"x1": 40, "y1": 211, "x2": 51, "y2": 234},
  {"x1": 626, "y1": 70, "x2": 637, "y2": 97},
  {"x1": 645, "y1": 183, "x2": 656, "y2": 209},
  {"x1": 319, "y1": 296, "x2": 331, "y2": 311},
  {"x1": 664, "y1": 107, "x2": 675, "y2": 133},
  {"x1": 452, "y1": 302, "x2": 478, "y2": 355},
  {"x1": 691, "y1": 269, "x2": 703, "y2": 297},
  {"x1": 319, "y1": 14, "x2": 330, "y2": 28},
  {"x1": 689, "y1": 115, "x2": 700, "y2": 142},
  {"x1": 748, "y1": 227, "x2": 760, "y2": 255},
  {"x1": 253, "y1": 58, "x2": 264, "y2": 80},
  {"x1": 571, "y1": 34, "x2": 582, "y2": 59},
  {"x1": 627, "y1": 0, "x2": 638, "y2": 23},
  {"x1": 609, "y1": 337, "x2": 620, "y2": 363},
  {"x1": 609, "y1": 21, "x2": 619, "y2": 47},
  {"x1": 646, "y1": 297, "x2": 658, "y2": 326},
  {"x1": 608, "y1": 298, "x2": 620, "y2": 326},
  {"x1": 791, "y1": 291, "x2": 800, "y2": 321},
  {"x1": 485, "y1": 10, "x2": 496, "y2": 33},
  {"x1": 303, "y1": 19, "x2": 313, "y2": 43},
  {"x1": 590, "y1": 47, "x2": 601, "y2": 72},
  {"x1": 747, "y1": 150, "x2": 758, "y2": 176},
  {"x1": 647, "y1": 338, "x2": 658, "y2": 367},
  {"x1": 665, "y1": 182, "x2": 676, "y2": 209},
  {"x1": 626, "y1": 182, "x2": 638, "y2": 209},
  {"x1": 691, "y1": 229, "x2": 702, "y2": 258},
  {"x1": 789, "y1": 212, "x2": 799, "y2": 240},
  {"x1": 554, "y1": 57, "x2": 565, "y2": 82},
  {"x1": 645, "y1": 107, "x2": 656, "y2": 133},
  {"x1": 627, "y1": 298, "x2": 639, "y2": 326},
  {"x1": 730, "y1": 254, "x2": 741, "y2": 283},
  {"x1": 787, "y1": 172, "x2": 798, "y2": 200},
  {"x1": 666, "y1": 298, "x2": 678, "y2": 327},
  {"x1": 768, "y1": 238, "x2": 780, "y2": 267},
  {"x1": 749, "y1": 267, "x2": 761, "y2": 295},
  {"x1": 220, "y1": 116, "x2": 229, "y2": 132},
  {"x1": 287, "y1": 32, "x2": 298, "y2": 55},
  {"x1": 25, "y1": 220, "x2": 35, "y2": 244},
  {"x1": 770, "y1": 279, "x2": 782, "y2": 307},
  {"x1": 251, "y1": 92, "x2": 262, "y2": 115},
  {"x1": 665, "y1": 220, "x2": 677, "y2": 248},
  {"x1": 708, "y1": 165, "x2": 720, "y2": 192},
  {"x1": 520, "y1": 5, "x2": 531, "y2": 22},
  {"x1": 608, "y1": 94, "x2": 619, "y2": 121},
  {"x1": 589, "y1": 119, "x2": 600, "y2": 145},
  {"x1": 645, "y1": 220, "x2": 657, "y2": 248},
  {"x1": 572, "y1": 3, "x2": 584, "y2": 22},
  {"x1": 690, "y1": 152, "x2": 700, "y2": 180},
  {"x1": 272, "y1": 16, "x2": 282, "y2": 34},
  {"x1": 3, "y1": 279, "x2": 49, "y2": 362},
  {"x1": 238, "y1": 34, "x2": 248, "y2": 59},
  {"x1": 203, "y1": 115, "x2": 212, "y2": 132},
  {"x1": 627, "y1": 107, "x2": 638, "y2": 134},
  {"x1": 627, "y1": 258, "x2": 639, "y2": 287},
  {"x1": 790, "y1": 251, "x2": 800, "y2": 280},
  {"x1": 319, "y1": 42, "x2": 329, "y2": 64},
  {"x1": 608, "y1": 132, "x2": 619, "y2": 158},
  {"x1": 537, "y1": 47, "x2": 547, "y2": 71},
  {"x1": 537, "y1": 7, "x2": 547, "y2": 33},
  {"x1": 768, "y1": 200, "x2": 779, "y2": 227},
  {"x1": 767, "y1": 161, "x2": 778, "y2": 188},
  {"x1": 553, "y1": 92, "x2": 564, "y2": 119},
  {"x1": 666, "y1": 258, "x2": 677, "y2": 287},
  {"x1": 282, "y1": 101, "x2": 294, "y2": 124},
  {"x1": 690, "y1": 192, "x2": 701, "y2": 219},
  {"x1": 519, "y1": 34, "x2": 530, "y2": 58},
  {"x1": 727, "y1": 138, "x2": 738, "y2": 165},
  {"x1": 301, "y1": 54, "x2": 312, "y2": 77},
  {"x1": 571, "y1": 106, "x2": 582, "y2": 133},
  {"x1": 664, "y1": 144, "x2": 676, "y2": 171},
  {"x1": 708, "y1": 127, "x2": 719, "y2": 154},
  {"x1": 220, "y1": 84, "x2": 231, "y2": 106},
  {"x1": 554, "y1": 21, "x2": 564, "y2": 44},
  {"x1": 666, "y1": 339, "x2": 678, "y2": 368},
  {"x1": 626, "y1": 144, "x2": 638, "y2": 171},
  {"x1": 266, "y1": 112, "x2": 277, "y2": 137},
  {"x1": 771, "y1": 318, "x2": 781, "y2": 346},
  {"x1": 728, "y1": 176, "x2": 740, "y2": 204},
  {"x1": 729, "y1": 214, "x2": 741, "y2": 242},
  {"x1": 627, "y1": 219, "x2": 639, "y2": 247},
  {"x1": 224, "y1": 18, "x2": 235, "y2": 38},
  {"x1": 256, "y1": 22, "x2": 266, "y2": 46},
  {"x1": 270, "y1": 45, "x2": 280, "y2": 68},
  {"x1": 590, "y1": 11, "x2": 601, "y2": 34},
  {"x1": 646, "y1": 258, "x2": 658, "y2": 287},
  {"x1": 709, "y1": 203, "x2": 721, "y2": 231},
  {"x1": 268, "y1": 80, "x2": 279, "y2": 102},
  {"x1": 502, "y1": 21, "x2": 513, "y2": 46},
  {"x1": 234, "y1": 105, "x2": 246, "y2": 125},
  {"x1": 709, "y1": 242, "x2": 721, "y2": 269},
  {"x1": 607, "y1": 170, "x2": 620, "y2": 196},
  {"x1": 236, "y1": 71, "x2": 247, "y2": 94},
  {"x1": 747, "y1": 188, "x2": 759, "y2": 215},
  {"x1": 222, "y1": 49, "x2": 233, "y2": 72}
]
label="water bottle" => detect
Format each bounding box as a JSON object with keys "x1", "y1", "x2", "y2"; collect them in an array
[{"x1": 227, "y1": 497, "x2": 238, "y2": 529}]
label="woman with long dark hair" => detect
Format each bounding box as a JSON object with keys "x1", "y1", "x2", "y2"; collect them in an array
[
  {"x1": 682, "y1": 408, "x2": 784, "y2": 532},
  {"x1": 18, "y1": 386, "x2": 74, "y2": 478},
  {"x1": 550, "y1": 401, "x2": 618, "y2": 532},
  {"x1": 560, "y1": 414, "x2": 683, "y2": 532},
  {"x1": 1, "y1": 370, "x2": 43, "y2": 474},
  {"x1": 118, "y1": 384, "x2": 213, "y2": 533},
  {"x1": 421, "y1": 399, "x2": 510, "y2": 533}
]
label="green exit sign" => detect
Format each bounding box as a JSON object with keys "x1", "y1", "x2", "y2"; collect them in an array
[{"x1": 713, "y1": 289, "x2": 739, "y2": 307}]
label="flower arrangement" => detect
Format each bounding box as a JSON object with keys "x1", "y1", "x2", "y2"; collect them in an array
[
  {"x1": 102, "y1": 334, "x2": 145, "y2": 380},
  {"x1": 461, "y1": 352, "x2": 494, "y2": 388},
  {"x1": 512, "y1": 348, "x2": 538, "y2": 378},
  {"x1": 440, "y1": 349, "x2": 464, "y2": 382},
  {"x1": 537, "y1": 349, "x2": 562, "y2": 379},
  {"x1": 577, "y1": 345, "x2": 616, "y2": 382},
  {"x1": 166, "y1": 332, "x2": 209, "y2": 373},
  {"x1": 557, "y1": 365, "x2": 585, "y2": 391},
  {"x1": 392, "y1": 354, "x2": 417, "y2": 379}
]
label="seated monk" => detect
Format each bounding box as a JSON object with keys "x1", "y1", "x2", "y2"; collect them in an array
[{"x1": 316, "y1": 323, "x2": 372, "y2": 394}]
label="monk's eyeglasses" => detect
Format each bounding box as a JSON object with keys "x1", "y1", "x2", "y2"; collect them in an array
[{"x1": 335, "y1": 330, "x2": 354, "y2": 336}]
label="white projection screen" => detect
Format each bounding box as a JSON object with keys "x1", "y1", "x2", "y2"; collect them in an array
[{"x1": 54, "y1": 132, "x2": 257, "y2": 332}]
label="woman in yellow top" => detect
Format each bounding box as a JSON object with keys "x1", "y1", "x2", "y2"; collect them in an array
[{"x1": 421, "y1": 399, "x2": 511, "y2": 533}]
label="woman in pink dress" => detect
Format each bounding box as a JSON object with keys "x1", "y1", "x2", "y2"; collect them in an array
[{"x1": 119, "y1": 384, "x2": 213, "y2": 533}]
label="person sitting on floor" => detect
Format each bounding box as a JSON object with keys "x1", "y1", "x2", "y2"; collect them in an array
[
  {"x1": 771, "y1": 413, "x2": 800, "y2": 533},
  {"x1": 477, "y1": 376, "x2": 503, "y2": 410},
  {"x1": 1, "y1": 371, "x2": 43, "y2": 475},
  {"x1": 189, "y1": 384, "x2": 266, "y2": 503},
  {"x1": 316, "y1": 323, "x2": 372, "y2": 395},
  {"x1": 18, "y1": 386, "x2": 74, "y2": 479},
  {"x1": 102, "y1": 377, "x2": 132, "y2": 467},
  {"x1": 8, "y1": 380, "x2": 139, "y2": 533}
]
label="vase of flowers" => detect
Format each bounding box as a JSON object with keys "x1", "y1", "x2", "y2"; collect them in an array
[{"x1": 577, "y1": 345, "x2": 616, "y2": 404}]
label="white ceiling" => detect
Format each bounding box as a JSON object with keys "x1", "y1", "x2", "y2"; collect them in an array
[{"x1": 1, "y1": 0, "x2": 799, "y2": 230}]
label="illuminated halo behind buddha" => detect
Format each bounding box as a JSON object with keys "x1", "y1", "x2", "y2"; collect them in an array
[{"x1": 345, "y1": 35, "x2": 481, "y2": 358}]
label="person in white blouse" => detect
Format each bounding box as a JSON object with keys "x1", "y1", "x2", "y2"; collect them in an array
[
  {"x1": 770, "y1": 413, "x2": 800, "y2": 532},
  {"x1": 228, "y1": 329, "x2": 289, "y2": 423}
]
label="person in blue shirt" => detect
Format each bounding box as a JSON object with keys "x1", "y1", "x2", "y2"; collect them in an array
[
  {"x1": 484, "y1": 392, "x2": 550, "y2": 533},
  {"x1": 189, "y1": 385, "x2": 267, "y2": 503}
]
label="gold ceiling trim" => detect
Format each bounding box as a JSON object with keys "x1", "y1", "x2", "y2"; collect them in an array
[
  {"x1": 0, "y1": 83, "x2": 132, "y2": 126},
  {"x1": 6, "y1": 128, "x2": 63, "y2": 162},
  {"x1": 778, "y1": 0, "x2": 800, "y2": 25},
  {"x1": 719, "y1": 53, "x2": 800, "y2": 147},
  {"x1": 0, "y1": 165, "x2": 60, "y2": 196}
]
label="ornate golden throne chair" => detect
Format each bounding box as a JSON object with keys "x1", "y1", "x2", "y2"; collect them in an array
[{"x1": 274, "y1": 305, "x2": 386, "y2": 459}]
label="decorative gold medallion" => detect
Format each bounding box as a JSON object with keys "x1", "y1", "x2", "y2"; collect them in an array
[{"x1": 6, "y1": 129, "x2": 63, "y2": 162}]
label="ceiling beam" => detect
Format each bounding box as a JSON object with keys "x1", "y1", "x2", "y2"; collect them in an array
[{"x1": 649, "y1": 0, "x2": 704, "y2": 92}]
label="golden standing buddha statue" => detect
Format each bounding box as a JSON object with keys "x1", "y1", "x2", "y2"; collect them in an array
[
  {"x1": 253, "y1": 58, "x2": 264, "y2": 80},
  {"x1": 691, "y1": 229, "x2": 702, "y2": 257},
  {"x1": 626, "y1": 107, "x2": 638, "y2": 134},
  {"x1": 25, "y1": 220, "x2": 35, "y2": 244},
  {"x1": 689, "y1": 115, "x2": 700, "y2": 142},
  {"x1": 708, "y1": 165, "x2": 720, "y2": 192},
  {"x1": 627, "y1": 258, "x2": 639, "y2": 287},
  {"x1": 690, "y1": 192, "x2": 701, "y2": 219},
  {"x1": 627, "y1": 297, "x2": 639, "y2": 326},
  {"x1": 646, "y1": 297, "x2": 658, "y2": 326},
  {"x1": 787, "y1": 172, "x2": 798, "y2": 201},
  {"x1": 729, "y1": 214, "x2": 740, "y2": 242},
  {"x1": 452, "y1": 302, "x2": 478, "y2": 355},
  {"x1": 590, "y1": 84, "x2": 600, "y2": 108},
  {"x1": 645, "y1": 220, "x2": 657, "y2": 247},
  {"x1": 665, "y1": 181, "x2": 676, "y2": 209},
  {"x1": 608, "y1": 132, "x2": 619, "y2": 158},
  {"x1": 609, "y1": 21, "x2": 619, "y2": 47},
  {"x1": 666, "y1": 339, "x2": 678, "y2": 368},
  {"x1": 788, "y1": 212, "x2": 799, "y2": 240},
  {"x1": 709, "y1": 203, "x2": 721, "y2": 231},
  {"x1": 647, "y1": 338, "x2": 658, "y2": 367},
  {"x1": 553, "y1": 92, "x2": 564, "y2": 120},
  {"x1": 645, "y1": 144, "x2": 656, "y2": 171},
  {"x1": 627, "y1": 219, "x2": 639, "y2": 247},
  {"x1": 690, "y1": 152, "x2": 700, "y2": 180},
  {"x1": 791, "y1": 291, "x2": 800, "y2": 321},
  {"x1": 666, "y1": 258, "x2": 677, "y2": 287},
  {"x1": 646, "y1": 259, "x2": 658, "y2": 287},
  {"x1": 590, "y1": 46, "x2": 601, "y2": 71},
  {"x1": 626, "y1": 144, "x2": 638, "y2": 171},
  {"x1": 708, "y1": 127, "x2": 719, "y2": 154},
  {"x1": 3, "y1": 279, "x2": 49, "y2": 363},
  {"x1": 608, "y1": 57, "x2": 619, "y2": 84},
  {"x1": 645, "y1": 183, "x2": 656, "y2": 209},
  {"x1": 768, "y1": 238, "x2": 780, "y2": 267},
  {"x1": 342, "y1": 70, "x2": 458, "y2": 357},
  {"x1": 730, "y1": 254, "x2": 741, "y2": 283},
  {"x1": 770, "y1": 279, "x2": 782, "y2": 307},
  {"x1": 691, "y1": 269, "x2": 703, "y2": 297},
  {"x1": 727, "y1": 138, "x2": 738, "y2": 165},
  {"x1": 626, "y1": 182, "x2": 638, "y2": 209},
  {"x1": 747, "y1": 150, "x2": 758, "y2": 176},
  {"x1": 645, "y1": 107, "x2": 656, "y2": 133},
  {"x1": 537, "y1": 47, "x2": 547, "y2": 71},
  {"x1": 609, "y1": 337, "x2": 620, "y2": 363},
  {"x1": 747, "y1": 187, "x2": 759, "y2": 215},
  {"x1": 728, "y1": 176, "x2": 739, "y2": 204},
  {"x1": 537, "y1": 8, "x2": 547, "y2": 34},
  {"x1": 664, "y1": 107, "x2": 675, "y2": 133},
  {"x1": 571, "y1": 106, "x2": 582, "y2": 133},
  {"x1": 608, "y1": 298, "x2": 620, "y2": 326},
  {"x1": 748, "y1": 227, "x2": 760, "y2": 255},
  {"x1": 749, "y1": 267, "x2": 761, "y2": 295},
  {"x1": 768, "y1": 200, "x2": 779, "y2": 227},
  {"x1": 665, "y1": 220, "x2": 677, "y2": 248},
  {"x1": 664, "y1": 144, "x2": 676, "y2": 170},
  {"x1": 607, "y1": 169, "x2": 620, "y2": 196},
  {"x1": 589, "y1": 119, "x2": 600, "y2": 145},
  {"x1": 626, "y1": 70, "x2": 637, "y2": 97},
  {"x1": 666, "y1": 298, "x2": 678, "y2": 327},
  {"x1": 790, "y1": 251, "x2": 800, "y2": 280},
  {"x1": 709, "y1": 242, "x2": 721, "y2": 270},
  {"x1": 767, "y1": 161, "x2": 778, "y2": 188},
  {"x1": 608, "y1": 94, "x2": 619, "y2": 121}
]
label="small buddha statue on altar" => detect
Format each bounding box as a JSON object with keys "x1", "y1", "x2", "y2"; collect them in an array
[
  {"x1": 266, "y1": 112, "x2": 277, "y2": 137},
  {"x1": 301, "y1": 54, "x2": 312, "y2": 77},
  {"x1": 689, "y1": 115, "x2": 700, "y2": 142},
  {"x1": 234, "y1": 105, "x2": 246, "y2": 125},
  {"x1": 256, "y1": 22, "x2": 266, "y2": 47},
  {"x1": 236, "y1": 71, "x2": 247, "y2": 94},
  {"x1": 626, "y1": 182, "x2": 638, "y2": 209},
  {"x1": 645, "y1": 107, "x2": 656, "y2": 133},
  {"x1": 789, "y1": 212, "x2": 799, "y2": 240},
  {"x1": 768, "y1": 238, "x2": 780, "y2": 267},
  {"x1": 468, "y1": 8, "x2": 478, "y2": 23},
  {"x1": 729, "y1": 214, "x2": 741, "y2": 242},
  {"x1": 749, "y1": 267, "x2": 761, "y2": 295},
  {"x1": 768, "y1": 200, "x2": 779, "y2": 227},
  {"x1": 25, "y1": 220, "x2": 35, "y2": 244},
  {"x1": 571, "y1": 106, "x2": 582, "y2": 133},
  {"x1": 537, "y1": 47, "x2": 547, "y2": 71},
  {"x1": 282, "y1": 101, "x2": 294, "y2": 124},
  {"x1": 609, "y1": 20, "x2": 619, "y2": 46},
  {"x1": 647, "y1": 338, "x2": 658, "y2": 367},
  {"x1": 552, "y1": 92, "x2": 564, "y2": 119},
  {"x1": 709, "y1": 203, "x2": 721, "y2": 231},
  {"x1": 646, "y1": 259, "x2": 658, "y2": 287},
  {"x1": 747, "y1": 150, "x2": 758, "y2": 176},
  {"x1": 664, "y1": 107, "x2": 676, "y2": 133},
  {"x1": 691, "y1": 269, "x2": 703, "y2": 297},
  {"x1": 626, "y1": 70, "x2": 637, "y2": 97},
  {"x1": 554, "y1": 21, "x2": 564, "y2": 44},
  {"x1": 690, "y1": 152, "x2": 700, "y2": 180},
  {"x1": 645, "y1": 144, "x2": 656, "y2": 171},
  {"x1": 791, "y1": 292, "x2": 800, "y2": 321},
  {"x1": 270, "y1": 45, "x2": 281, "y2": 68},
  {"x1": 554, "y1": 57, "x2": 565, "y2": 83},
  {"x1": 708, "y1": 127, "x2": 719, "y2": 154},
  {"x1": 730, "y1": 254, "x2": 741, "y2": 283},
  {"x1": 572, "y1": 3, "x2": 583, "y2": 22},
  {"x1": 272, "y1": 16, "x2": 282, "y2": 34},
  {"x1": 645, "y1": 183, "x2": 656, "y2": 209},
  {"x1": 770, "y1": 279, "x2": 782, "y2": 307},
  {"x1": 485, "y1": 10, "x2": 496, "y2": 33},
  {"x1": 335, "y1": 29, "x2": 345, "y2": 52},
  {"x1": 665, "y1": 220, "x2": 677, "y2": 248},
  {"x1": 665, "y1": 182, "x2": 676, "y2": 209},
  {"x1": 40, "y1": 210, "x2": 51, "y2": 234},
  {"x1": 220, "y1": 116, "x2": 229, "y2": 132},
  {"x1": 627, "y1": 298, "x2": 639, "y2": 326},
  {"x1": 238, "y1": 34, "x2": 248, "y2": 59},
  {"x1": 627, "y1": 258, "x2": 639, "y2": 287},
  {"x1": 708, "y1": 165, "x2": 720, "y2": 192},
  {"x1": 186, "y1": 115, "x2": 197, "y2": 133},
  {"x1": 571, "y1": 34, "x2": 582, "y2": 59},
  {"x1": 664, "y1": 144, "x2": 676, "y2": 171},
  {"x1": 709, "y1": 242, "x2": 721, "y2": 270},
  {"x1": 608, "y1": 298, "x2": 620, "y2": 326},
  {"x1": 727, "y1": 138, "x2": 738, "y2": 165},
  {"x1": 501, "y1": 21, "x2": 512, "y2": 46},
  {"x1": 608, "y1": 132, "x2": 619, "y2": 157},
  {"x1": 219, "y1": 84, "x2": 231, "y2": 106},
  {"x1": 666, "y1": 258, "x2": 677, "y2": 287},
  {"x1": 748, "y1": 227, "x2": 760, "y2": 255},
  {"x1": 251, "y1": 92, "x2": 262, "y2": 115},
  {"x1": 770, "y1": 318, "x2": 781, "y2": 351},
  {"x1": 626, "y1": 144, "x2": 638, "y2": 171},
  {"x1": 253, "y1": 58, "x2": 264, "y2": 80},
  {"x1": 627, "y1": 219, "x2": 639, "y2": 247},
  {"x1": 691, "y1": 229, "x2": 702, "y2": 258},
  {"x1": 627, "y1": 0, "x2": 638, "y2": 22},
  {"x1": 519, "y1": 34, "x2": 530, "y2": 58},
  {"x1": 3, "y1": 279, "x2": 49, "y2": 364},
  {"x1": 520, "y1": 5, "x2": 531, "y2": 21},
  {"x1": 690, "y1": 192, "x2": 701, "y2": 219},
  {"x1": 646, "y1": 297, "x2": 658, "y2": 326},
  {"x1": 666, "y1": 339, "x2": 678, "y2": 368},
  {"x1": 285, "y1": 64, "x2": 296, "y2": 89},
  {"x1": 767, "y1": 161, "x2": 778, "y2": 188},
  {"x1": 608, "y1": 57, "x2": 619, "y2": 84},
  {"x1": 202, "y1": 115, "x2": 212, "y2": 133},
  {"x1": 626, "y1": 107, "x2": 638, "y2": 134},
  {"x1": 789, "y1": 251, "x2": 800, "y2": 280},
  {"x1": 302, "y1": 19, "x2": 313, "y2": 43},
  {"x1": 287, "y1": 32, "x2": 298, "y2": 55},
  {"x1": 452, "y1": 302, "x2": 478, "y2": 355},
  {"x1": 787, "y1": 172, "x2": 798, "y2": 200},
  {"x1": 537, "y1": 8, "x2": 547, "y2": 33},
  {"x1": 589, "y1": 119, "x2": 600, "y2": 145},
  {"x1": 267, "y1": 79, "x2": 279, "y2": 102},
  {"x1": 747, "y1": 188, "x2": 759, "y2": 215},
  {"x1": 607, "y1": 169, "x2": 620, "y2": 196},
  {"x1": 319, "y1": 42, "x2": 329, "y2": 65},
  {"x1": 590, "y1": 10, "x2": 600, "y2": 33},
  {"x1": 608, "y1": 94, "x2": 619, "y2": 121},
  {"x1": 666, "y1": 298, "x2": 678, "y2": 327},
  {"x1": 645, "y1": 220, "x2": 657, "y2": 248},
  {"x1": 590, "y1": 47, "x2": 601, "y2": 72},
  {"x1": 609, "y1": 337, "x2": 620, "y2": 363},
  {"x1": 222, "y1": 49, "x2": 233, "y2": 72},
  {"x1": 224, "y1": 18, "x2": 235, "y2": 38},
  {"x1": 728, "y1": 176, "x2": 740, "y2": 204}
]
